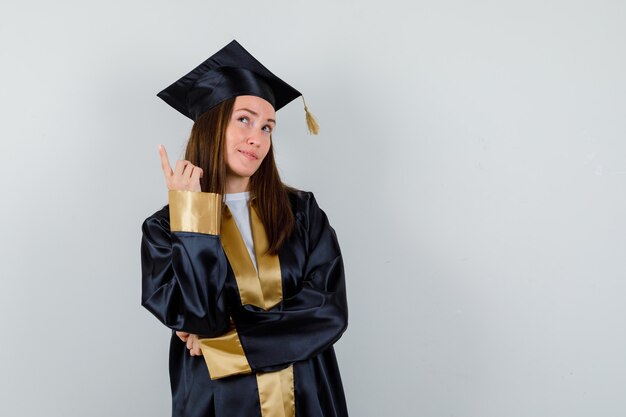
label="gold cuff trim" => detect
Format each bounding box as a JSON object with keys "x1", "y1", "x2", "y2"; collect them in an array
[
  {"x1": 199, "y1": 323, "x2": 251, "y2": 380},
  {"x1": 168, "y1": 190, "x2": 221, "y2": 235},
  {"x1": 257, "y1": 365, "x2": 295, "y2": 417}
]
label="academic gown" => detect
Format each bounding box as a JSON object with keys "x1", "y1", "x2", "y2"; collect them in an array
[{"x1": 141, "y1": 190, "x2": 349, "y2": 417}]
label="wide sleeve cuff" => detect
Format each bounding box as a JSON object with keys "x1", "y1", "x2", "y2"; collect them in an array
[
  {"x1": 199, "y1": 323, "x2": 252, "y2": 380},
  {"x1": 168, "y1": 190, "x2": 222, "y2": 235}
]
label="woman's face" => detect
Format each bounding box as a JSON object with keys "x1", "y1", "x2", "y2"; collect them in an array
[{"x1": 224, "y1": 95, "x2": 276, "y2": 190}]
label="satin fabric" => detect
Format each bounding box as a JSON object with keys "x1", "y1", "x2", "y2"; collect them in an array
[
  {"x1": 157, "y1": 40, "x2": 301, "y2": 121},
  {"x1": 141, "y1": 191, "x2": 349, "y2": 417},
  {"x1": 257, "y1": 365, "x2": 295, "y2": 417},
  {"x1": 169, "y1": 190, "x2": 221, "y2": 235},
  {"x1": 220, "y1": 203, "x2": 294, "y2": 415}
]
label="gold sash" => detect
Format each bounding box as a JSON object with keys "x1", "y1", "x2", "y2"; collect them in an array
[{"x1": 199, "y1": 202, "x2": 295, "y2": 417}]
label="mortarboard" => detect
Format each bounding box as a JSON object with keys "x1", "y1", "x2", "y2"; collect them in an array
[{"x1": 157, "y1": 40, "x2": 318, "y2": 134}]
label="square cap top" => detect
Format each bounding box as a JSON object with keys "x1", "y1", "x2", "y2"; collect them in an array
[{"x1": 157, "y1": 40, "x2": 302, "y2": 121}]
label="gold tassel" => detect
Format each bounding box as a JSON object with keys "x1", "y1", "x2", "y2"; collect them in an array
[{"x1": 302, "y1": 96, "x2": 319, "y2": 135}]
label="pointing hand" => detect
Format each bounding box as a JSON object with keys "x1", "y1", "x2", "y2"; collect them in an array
[{"x1": 158, "y1": 145, "x2": 203, "y2": 192}]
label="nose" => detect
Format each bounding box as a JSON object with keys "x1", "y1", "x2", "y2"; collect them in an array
[{"x1": 246, "y1": 129, "x2": 263, "y2": 147}]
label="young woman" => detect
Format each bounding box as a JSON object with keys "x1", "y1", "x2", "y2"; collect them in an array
[{"x1": 141, "y1": 40, "x2": 349, "y2": 417}]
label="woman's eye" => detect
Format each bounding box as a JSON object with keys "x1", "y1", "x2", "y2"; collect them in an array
[
  {"x1": 238, "y1": 116, "x2": 249, "y2": 124},
  {"x1": 262, "y1": 125, "x2": 273, "y2": 133}
]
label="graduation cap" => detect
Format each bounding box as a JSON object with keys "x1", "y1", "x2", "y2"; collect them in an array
[{"x1": 157, "y1": 40, "x2": 318, "y2": 134}]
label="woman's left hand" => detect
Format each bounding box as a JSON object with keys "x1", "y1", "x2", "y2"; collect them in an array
[{"x1": 176, "y1": 331, "x2": 202, "y2": 356}]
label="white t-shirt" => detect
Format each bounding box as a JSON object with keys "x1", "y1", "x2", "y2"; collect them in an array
[{"x1": 223, "y1": 192, "x2": 257, "y2": 271}]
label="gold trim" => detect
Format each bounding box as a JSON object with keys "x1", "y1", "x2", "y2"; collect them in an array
[
  {"x1": 250, "y1": 205, "x2": 283, "y2": 309},
  {"x1": 168, "y1": 190, "x2": 221, "y2": 235},
  {"x1": 256, "y1": 365, "x2": 295, "y2": 417},
  {"x1": 198, "y1": 322, "x2": 251, "y2": 380},
  {"x1": 199, "y1": 201, "x2": 294, "y2": 417},
  {"x1": 221, "y1": 206, "x2": 266, "y2": 308}
]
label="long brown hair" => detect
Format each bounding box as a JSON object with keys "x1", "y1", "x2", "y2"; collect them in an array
[{"x1": 184, "y1": 97, "x2": 295, "y2": 254}]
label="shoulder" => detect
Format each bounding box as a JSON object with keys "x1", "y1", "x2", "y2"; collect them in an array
[
  {"x1": 287, "y1": 188, "x2": 321, "y2": 214},
  {"x1": 287, "y1": 187, "x2": 311, "y2": 204},
  {"x1": 286, "y1": 188, "x2": 331, "y2": 231}
]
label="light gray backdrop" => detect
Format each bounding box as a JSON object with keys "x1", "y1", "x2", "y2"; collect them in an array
[{"x1": 1, "y1": 1, "x2": 625, "y2": 416}]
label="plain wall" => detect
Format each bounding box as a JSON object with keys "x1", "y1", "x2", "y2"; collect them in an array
[{"x1": 1, "y1": 1, "x2": 625, "y2": 416}]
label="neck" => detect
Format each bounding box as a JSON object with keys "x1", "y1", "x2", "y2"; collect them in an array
[{"x1": 225, "y1": 175, "x2": 250, "y2": 194}]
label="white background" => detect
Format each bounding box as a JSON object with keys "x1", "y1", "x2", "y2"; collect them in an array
[{"x1": 1, "y1": 1, "x2": 625, "y2": 416}]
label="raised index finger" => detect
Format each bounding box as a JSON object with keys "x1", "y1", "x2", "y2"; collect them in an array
[{"x1": 158, "y1": 144, "x2": 173, "y2": 177}]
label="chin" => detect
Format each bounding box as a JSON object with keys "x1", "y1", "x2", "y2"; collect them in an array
[
  {"x1": 230, "y1": 167, "x2": 260, "y2": 179},
  {"x1": 238, "y1": 167, "x2": 259, "y2": 177}
]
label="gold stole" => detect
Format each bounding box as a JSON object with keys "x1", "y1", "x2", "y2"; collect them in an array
[{"x1": 199, "y1": 203, "x2": 295, "y2": 417}]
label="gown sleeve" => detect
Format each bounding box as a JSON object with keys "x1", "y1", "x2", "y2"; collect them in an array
[
  {"x1": 221, "y1": 193, "x2": 348, "y2": 376},
  {"x1": 141, "y1": 190, "x2": 231, "y2": 337}
]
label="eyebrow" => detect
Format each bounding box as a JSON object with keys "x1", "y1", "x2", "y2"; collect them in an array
[{"x1": 235, "y1": 107, "x2": 276, "y2": 124}]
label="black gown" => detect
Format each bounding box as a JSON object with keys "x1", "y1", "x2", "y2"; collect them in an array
[{"x1": 141, "y1": 190, "x2": 349, "y2": 417}]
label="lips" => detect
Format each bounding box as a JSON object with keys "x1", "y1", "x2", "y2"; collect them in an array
[{"x1": 237, "y1": 149, "x2": 258, "y2": 160}]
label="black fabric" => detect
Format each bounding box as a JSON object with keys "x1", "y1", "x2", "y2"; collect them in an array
[
  {"x1": 141, "y1": 191, "x2": 349, "y2": 417},
  {"x1": 157, "y1": 40, "x2": 301, "y2": 121}
]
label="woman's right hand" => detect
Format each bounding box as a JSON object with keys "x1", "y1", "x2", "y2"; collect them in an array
[{"x1": 159, "y1": 145, "x2": 203, "y2": 192}]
